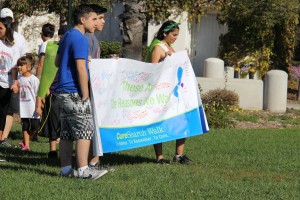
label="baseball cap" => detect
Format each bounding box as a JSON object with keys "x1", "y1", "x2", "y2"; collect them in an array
[
  {"x1": 58, "y1": 24, "x2": 72, "y2": 35},
  {"x1": 0, "y1": 8, "x2": 13, "y2": 19}
]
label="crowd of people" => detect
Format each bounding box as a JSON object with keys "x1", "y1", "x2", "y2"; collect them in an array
[{"x1": 0, "y1": 4, "x2": 193, "y2": 180}]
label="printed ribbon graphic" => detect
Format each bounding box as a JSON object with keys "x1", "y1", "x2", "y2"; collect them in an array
[{"x1": 173, "y1": 66, "x2": 183, "y2": 97}]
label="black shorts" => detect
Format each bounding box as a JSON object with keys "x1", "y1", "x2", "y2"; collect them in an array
[
  {"x1": 7, "y1": 92, "x2": 19, "y2": 115},
  {"x1": 21, "y1": 118, "x2": 40, "y2": 135},
  {"x1": 39, "y1": 94, "x2": 61, "y2": 140}
]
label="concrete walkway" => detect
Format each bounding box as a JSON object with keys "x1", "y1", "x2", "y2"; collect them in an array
[{"x1": 287, "y1": 102, "x2": 300, "y2": 110}]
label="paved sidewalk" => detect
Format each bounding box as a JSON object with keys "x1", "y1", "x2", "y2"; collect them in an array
[{"x1": 287, "y1": 102, "x2": 300, "y2": 110}]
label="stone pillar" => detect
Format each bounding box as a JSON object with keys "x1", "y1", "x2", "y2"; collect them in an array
[
  {"x1": 203, "y1": 58, "x2": 224, "y2": 78},
  {"x1": 263, "y1": 70, "x2": 288, "y2": 113}
]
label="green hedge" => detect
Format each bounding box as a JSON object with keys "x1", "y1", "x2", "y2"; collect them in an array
[{"x1": 99, "y1": 41, "x2": 122, "y2": 58}]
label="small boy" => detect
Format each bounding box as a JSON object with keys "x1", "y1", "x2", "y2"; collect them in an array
[{"x1": 36, "y1": 23, "x2": 55, "y2": 78}]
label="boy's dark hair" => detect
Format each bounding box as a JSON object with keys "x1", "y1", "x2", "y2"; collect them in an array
[
  {"x1": 0, "y1": 17, "x2": 14, "y2": 46},
  {"x1": 89, "y1": 4, "x2": 107, "y2": 14},
  {"x1": 17, "y1": 53, "x2": 35, "y2": 70},
  {"x1": 73, "y1": 4, "x2": 95, "y2": 25},
  {"x1": 156, "y1": 20, "x2": 180, "y2": 41},
  {"x1": 58, "y1": 24, "x2": 72, "y2": 36},
  {"x1": 42, "y1": 23, "x2": 55, "y2": 38}
]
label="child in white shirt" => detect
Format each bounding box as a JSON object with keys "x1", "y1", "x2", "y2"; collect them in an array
[
  {"x1": 36, "y1": 23, "x2": 55, "y2": 78},
  {"x1": 17, "y1": 53, "x2": 40, "y2": 151}
]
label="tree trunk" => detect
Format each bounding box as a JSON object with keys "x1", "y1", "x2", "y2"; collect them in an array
[
  {"x1": 119, "y1": 0, "x2": 147, "y2": 61},
  {"x1": 297, "y1": 79, "x2": 300, "y2": 101}
]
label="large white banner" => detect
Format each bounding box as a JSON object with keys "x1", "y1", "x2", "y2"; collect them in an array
[{"x1": 90, "y1": 51, "x2": 209, "y2": 153}]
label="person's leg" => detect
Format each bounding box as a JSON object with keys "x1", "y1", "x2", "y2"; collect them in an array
[
  {"x1": 0, "y1": 87, "x2": 11, "y2": 142},
  {"x1": 173, "y1": 138, "x2": 193, "y2": 164},
  {"x1": 154, "y1": 143, "x2": 163, "y2": 160},
  {"x1": 50, "y1": 139, "x2": 57, "y2": 151},
  {"x1": 76, "y1": 139, "x2": 91, "y2": 168},
  {"x1": 47, "y1": 94, "x2": 60, "y2": 158},
  {"x1": 2, "y1": 92, "x2": 19, "y2": 140},
  {"x1": 175, "y1": 138, "x2": 185, "y2": 155},
  {"x1": 2, "y1": 115, "x2": 13, "y2": 140},
  {"x1": 59, "y1": 139, "x2": 73, "y2": 167},
  {"x1": 23, "y1": 130, "x2": 30, "y2": 147}
]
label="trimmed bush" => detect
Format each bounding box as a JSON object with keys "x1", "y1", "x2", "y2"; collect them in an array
[
  {"x1": 99, "y1": 41, "x2": 122, "y2": 58},
  {"x1": 202, "y1": 89, "x2": 239, "y2": 128}
]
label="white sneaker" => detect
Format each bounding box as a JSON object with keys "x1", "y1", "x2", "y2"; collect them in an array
[{"x1": 79, "y1": 167, "x2": 108, "y2": 180}]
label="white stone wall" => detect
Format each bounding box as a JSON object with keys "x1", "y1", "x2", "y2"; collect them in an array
[
  {"x1": 197, "y1": 77, "x2": 264, "y2": 110},
  {"x1": 17, "y1": 12, "x2": 60, "y2": 53}
]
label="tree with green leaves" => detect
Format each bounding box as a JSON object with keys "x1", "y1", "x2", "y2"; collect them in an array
[
  {"x1": 217, "y1": 0, "x2": 299, "y2": 77},
  {"x1": 2, "y1": 0, "x2": 110, "y2": 25}
]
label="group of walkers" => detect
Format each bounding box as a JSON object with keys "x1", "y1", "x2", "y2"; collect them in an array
[{"x1": 0, "y1": 3, "x2": 193, "y2": 180}]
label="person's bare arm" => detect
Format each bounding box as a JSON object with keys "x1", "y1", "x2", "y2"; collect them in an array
[
  {"x1": 151, "y1": 46, "x2": 171, "y2": 63},
  {"x1": 10, "y1": 68, "x2": 18, "y2": 93},
  {"x1": 36, "y1": 53, "x2": 45, "y2": 78},
  {"x1": 35, "y1": 96, "x2": 43, "y2": 117},
  {"x1": 76, "y1": 59, "x2": 89, "y2": 100}
]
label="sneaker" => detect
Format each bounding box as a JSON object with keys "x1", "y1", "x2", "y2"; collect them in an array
[
  {"x1": 60, "y1": 168, "x2": 78, "y2": 177},
  {"x1": 48, "y1": 151, "x2": 58, "y2": 159},
  {"x1": 89, "y1": 162, "x2": 115, "y2": 173},
  {"x1": 156, "y1": 159, "x2": 170, "y2": 165},
  {"x1": 0, "y1": 139, "x2": 11, "y2": 147},
  {"x1": 173, "y1": 155, "x2": 193, "y2": 164},
  {"x1": 79, "y1": 167, "x2": 108, "y2": 180},
  {"x1": 21, "y1": 145, "x2": 30, "y2": 151}
]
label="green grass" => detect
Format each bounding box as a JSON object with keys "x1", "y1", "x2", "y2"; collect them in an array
[
  {"x1": 230, "y1": 112, "x2": 260, "y2": 123},
  {"x1": 1, "y1": 128, "x2": 300, "y2": 199}
]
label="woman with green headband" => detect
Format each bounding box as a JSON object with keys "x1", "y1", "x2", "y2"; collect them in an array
[{"x1": 145, "y1": 20, "x2": 193, "y2": 165}]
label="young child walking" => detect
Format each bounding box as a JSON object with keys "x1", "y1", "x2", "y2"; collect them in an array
[{"x1": 18, "y1": 53, "x2": 40, "y2": 151}]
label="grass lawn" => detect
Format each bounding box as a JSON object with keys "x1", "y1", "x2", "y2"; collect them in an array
[{"x1": 0, "y1": 127, "x2": 300, "y2": 199}]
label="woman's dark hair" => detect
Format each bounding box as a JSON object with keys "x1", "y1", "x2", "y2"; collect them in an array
[
  {"x1": 17, "y1": 53, "x2": 35, "y2": 70},
  {"x1": 0, "y1": 17, "x2": 14, "y2": 46},
  {"x1": 156, "y1": 20, "x2": 180, "y2": 41}
]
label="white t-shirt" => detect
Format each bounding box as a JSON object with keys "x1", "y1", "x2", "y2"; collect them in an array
[
  {"x1": 0, "y1": 40, "x2": 19, "y2": 88},
  {"x1": 18, "y1": 74, "x2": 40, "y2": 118},
  {"x1": 38, "y1": 40, "x2": 49, "y2": 58}
]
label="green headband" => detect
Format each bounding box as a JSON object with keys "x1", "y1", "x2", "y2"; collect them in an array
[{"x1": 163, "y1": 23, "x2": 180, "y2": 33}]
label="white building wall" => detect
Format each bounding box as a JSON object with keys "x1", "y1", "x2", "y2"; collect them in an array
[{"x1": 147, "y1": 11, "x2": 191, "y2": 53}]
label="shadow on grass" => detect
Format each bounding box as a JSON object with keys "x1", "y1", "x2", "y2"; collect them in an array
[
  {"x1": 0, "y1": 164, "x2": 58, "y2": 176},
  {"x1": 1, "y1": 147, "x2": 156, "y2": 168},
  {"x1": 8, "y1": 130, "x2": 23, "y2": 140},
  {"x1": 101, "y1": 153, "x2": 156, "y2": 165},
  {"x1": 0, "y1": 146, "x2": 60, "y2": 167}
]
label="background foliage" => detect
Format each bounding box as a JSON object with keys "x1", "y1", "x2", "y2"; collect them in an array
[
  {"x1": 2, "y1": 0, "x2": 300, "y2": 76},
  {"x1": 217, "y1": 0, "x2": 300, "y2": 77},
  {"x1": 201, "y1": 88, "x2": 239, "y2": 128},
  {"x1": 99, "y1": 41, "x2": 122, "y2": 58}
]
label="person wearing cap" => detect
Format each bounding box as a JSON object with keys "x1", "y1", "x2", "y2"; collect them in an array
[
  {"x1": 35, "y1": 25, "x2": 71, "y2": 159},
  {"x1": 0, "y1": 8, "x2": 29, "y2": 147}
]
